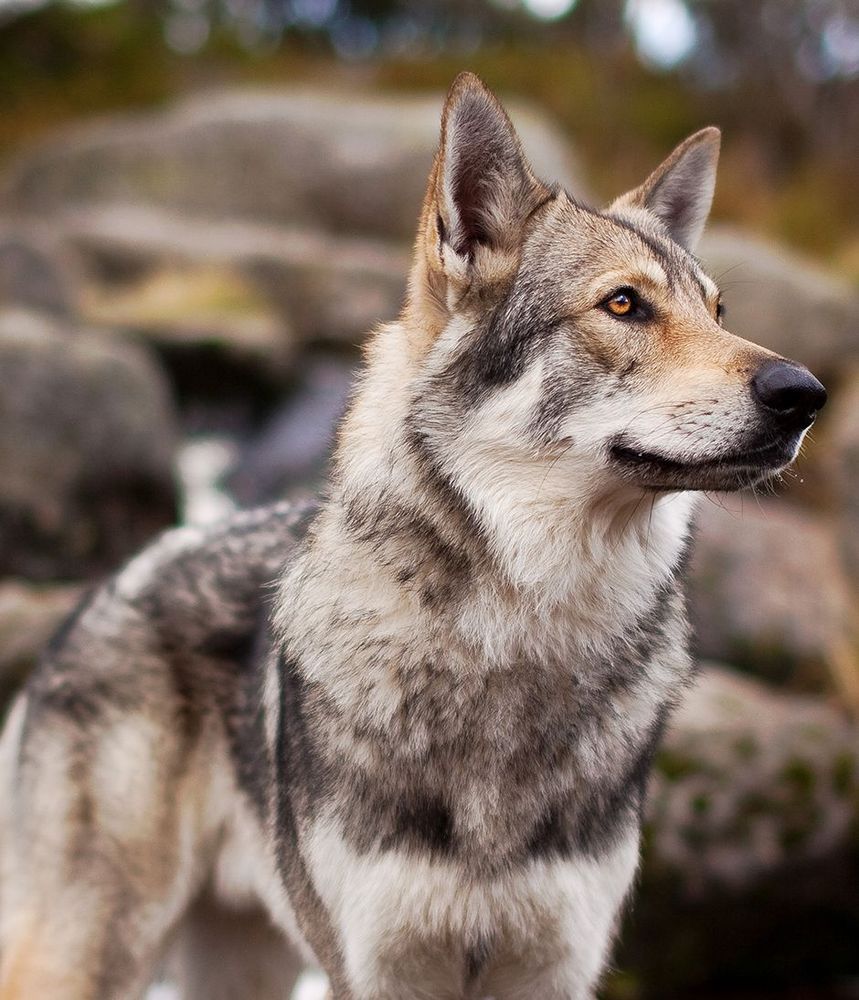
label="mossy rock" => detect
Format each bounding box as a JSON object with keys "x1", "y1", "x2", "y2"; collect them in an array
[{"x1": 607, "y1": 666, "x2": 859, "y2": 997}]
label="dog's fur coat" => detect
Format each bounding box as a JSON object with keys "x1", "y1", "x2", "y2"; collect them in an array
[{"x1": 0, "y1": 74, "x2": 825, "y2": 999}]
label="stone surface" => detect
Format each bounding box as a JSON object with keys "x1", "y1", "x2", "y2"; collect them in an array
[
  {"x1": 699, "y1": 226, "x2": 859, "y2": 374},
  {"x1": 62, "y1": 205, "x2": 409, "y2": 347},
  {"x1": 227, "y1": 352, "x2": 357, "y2": 506},
  {"x1": 687, "y1": 497, "x2": 858, "y2": 701},
  {"x1": 0, "y1": 579, "x2": 83, "y2": 709},
  {"x1": 610, "y1": 665, "x2": 859, "y2": 998},
  {"x1": 0, "y1": 308, "x2": 179, "y2": 581},
  {"x1": 0, "y1": 225, "x2": 78, "y2": 317},
  {"x1": 79, "y1": 258, "x2": 298, "y2": 427},
  {"x1": 80, "y1": 261, "x2": 294, "y2": 374},
  {"x1": 651, "y1": 664, "x2": 859, "y2": 889},
  {"x1": 822, "y1": 365, "x2": 859, "y2": 593},
  {"x1": 0, "y1": 88, "x2": 588, "y2": 242}
]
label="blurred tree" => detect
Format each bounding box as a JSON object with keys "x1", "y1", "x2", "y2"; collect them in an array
[
  {"x1": 684, "y1": 0, "x2": 859, "y2": 161},
  {"x1": 1, "y1": 0, "x2": 858, "y2": 263}
]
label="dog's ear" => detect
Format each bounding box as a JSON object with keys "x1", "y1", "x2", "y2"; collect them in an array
[
  {"x1": 406, "y1": 74, "x2": 548, "y2": 344},
  {"x1": 610, "y1": 127, "x2": 720, "y2": 252},
  {"x1": 431, "y1": 73, "x2": 544, "y2": 262}
]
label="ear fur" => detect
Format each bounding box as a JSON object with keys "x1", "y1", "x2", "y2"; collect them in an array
[
  {"x1": 434, "y1": 73, "x2": 543, "y2": 261},
  {"x1": 610, "y1": 127, "x2": 720, "y2": 252},
  {"x1": 405, "y1": 73, "x2": 549, "y2": 348}
]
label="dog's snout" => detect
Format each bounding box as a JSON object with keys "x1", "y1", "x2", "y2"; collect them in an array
[{"x1": 751, "y1": 360, "x2": 827, "y2": 428}]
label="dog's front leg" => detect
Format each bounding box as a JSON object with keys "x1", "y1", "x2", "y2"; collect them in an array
[{"x1": 0, "y1": 699, "x2": 203, "y2": 1000}]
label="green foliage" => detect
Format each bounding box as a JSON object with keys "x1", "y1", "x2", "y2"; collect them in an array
[{"x1": 0, "y1": 5, "x2": 173, "y2": 158}]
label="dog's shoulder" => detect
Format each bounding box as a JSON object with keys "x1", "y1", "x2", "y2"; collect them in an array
[
  {"x1": 114, "y1": 496, "x2": 319, "y2": 633},
  {"x1": 26, "y1": 498, "x2": 319, "y2": 724}
]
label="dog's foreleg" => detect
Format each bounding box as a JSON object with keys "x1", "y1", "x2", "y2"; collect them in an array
[{"x1": 0, "y1": 701, "x2": 203, "y2": 999}]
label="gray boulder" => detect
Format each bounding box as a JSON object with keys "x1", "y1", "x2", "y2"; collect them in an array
[
  {"x1": 687, "y1": 497, "x2": 856, "y2": 699},
  {"x1": 0, "y1": 308, "x2": 179, "y2": 581},
  {"x1": 0, "y1": 226, "x2": 78, "y2": 317},
  {"x1": 698, "y1": 226, "x2": 859, "y2": 374},
  {"x1": 0, "y1": 88, "x2": 588, "y2": 242},
  {"x1": 77, "y1": 253, "x2": 298, "y2": 421},
  {"x1": 79, "y1": 257, "x2": 294, "y2": 376},
  {"x1": 651, "y1": 664, "x2": 859, "y2": 888},
  {"x1": 1, "y1": 88, "x2": 586, "y2": 355},
  {"x1": 611, "y1": 664, "x2": 859, "y2": 997},
  {"x1": 62, "y1": 205, "x2": 409, "y2": 348},
  {"x1": 0, "y1": 579, "x2": 83, "y2": 708},
  {"x1": 823, "y1": 366, "x2": 859, "y2": 591}
]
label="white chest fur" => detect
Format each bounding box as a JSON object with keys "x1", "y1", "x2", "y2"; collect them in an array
[{"x1": 304, "y1": 815, "x2": 640, "y2": 1000}]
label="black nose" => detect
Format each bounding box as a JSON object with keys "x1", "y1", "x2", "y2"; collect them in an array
[{"x1": 751, "y1": 360, "x2": 827, "y2": 428}]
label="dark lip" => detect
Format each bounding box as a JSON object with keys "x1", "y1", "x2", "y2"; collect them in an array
[
  {"x1": 610, "y1": 439, "x2": 790, "y2": 473},
  {"x1": 608, "y1": 436, "x2": 796, "y2": 489}
]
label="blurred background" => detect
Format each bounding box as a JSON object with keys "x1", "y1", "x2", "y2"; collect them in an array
[{"x1": 1, "y1": 0, "x2": 859, "y2": 997}]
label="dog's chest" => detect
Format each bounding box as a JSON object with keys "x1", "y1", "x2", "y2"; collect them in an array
[
  {"x1": 310, "y1": 627, "x2": 681, "y2": 873},
  {"x1": 303, "y1": 811, "x2": 642, "y2": 1000}
]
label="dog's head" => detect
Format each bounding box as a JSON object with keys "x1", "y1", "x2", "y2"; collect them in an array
[{"x1": 404, "y1": 73, "x2": 825, "y2": 498}]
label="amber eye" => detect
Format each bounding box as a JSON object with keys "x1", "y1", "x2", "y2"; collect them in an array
[{"x1": 604, "y1": 289, "x2": 636, "y2": 317}]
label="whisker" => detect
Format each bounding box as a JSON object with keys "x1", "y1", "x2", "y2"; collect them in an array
[
  {"x1": 535, "y1": 439, "x2": 577, "y2": 499},
  {"x1": 711, "y1": 262, "x2": 746, "y2": 284},
  {"x1": 647, "y1": 494, "x2": 659, "y2": 554},
  {"x1": 610, "y1": 491, "x2": 649, "y2": 558}
]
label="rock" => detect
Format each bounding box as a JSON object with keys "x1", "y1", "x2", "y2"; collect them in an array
[
  {"x1": 245, "y1": 234, "x2": 406, "y2": 346},
  {"x1": 80, "y1": 261, "x2": 294, "y2": 375},
  {"x1": 608, "y1": 665, "x2": 859, "y2": 998},
  {"x1": 79, "y1": 258, "x2": 297, "y2": 428},
  {"x1": 698, "y1": 226, "x2": 859, "y2": 375},
  {"x1": 227, "y1": 352, "x2": 358, "y2": 506},
  {"x1": 62, "y1": 205, "x2": 409, "y2": 348},
  {"x1": 650, "y1": 664, "x2": 858, "y2": 889},
  {"x1": 2, "y1": 88, "x2": 584, "y2": 354},
  {"x1": 0, "y1": 308, "x2": 179, "y2": 581},
  {"x1": 0, "y1": 225, "x2": 78, "y2": 317},
  {"x1": 0, "y1": 579, "x2": 83, "y2": 708},
  {"x1": 687, "y1": 497, "x2": 858, "y2": 701},
  {"x1": 0, "y1": 88, "x2": 588, "y2": 242},
  {"x1": 823, "y1": 366, "x2": 859, "y2": 592}
]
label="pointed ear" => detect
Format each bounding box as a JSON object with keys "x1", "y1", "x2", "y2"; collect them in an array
[
  {"x1": 431, "y1": 72, "x2": 546, "y2": 264},
  {"x1": 610, "y1": 127, "x2": 720, "y2": 252}
]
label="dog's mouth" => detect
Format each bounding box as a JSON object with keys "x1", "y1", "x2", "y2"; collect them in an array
[{"x1": 608, "y1": 435, "x2": 798, "y2": 491}]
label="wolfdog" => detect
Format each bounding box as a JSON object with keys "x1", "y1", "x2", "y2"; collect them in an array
[{"x1": 0, "y1": 73, "x2": 826, "y2": 999}]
